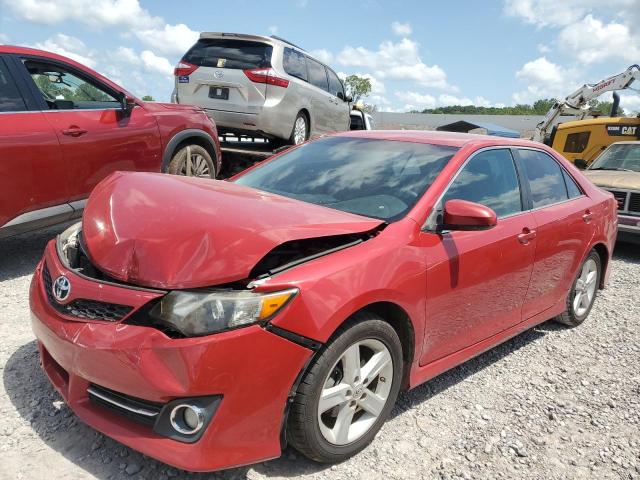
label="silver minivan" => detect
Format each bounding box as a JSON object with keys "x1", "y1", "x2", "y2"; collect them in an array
[{"x1": 171, "y1": 33, "x2": 352, "y2": 145}]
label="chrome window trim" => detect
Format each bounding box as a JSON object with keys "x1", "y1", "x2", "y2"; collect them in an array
[{"x1": 87, "y1": 386, "x2": 159, "y2": 418}]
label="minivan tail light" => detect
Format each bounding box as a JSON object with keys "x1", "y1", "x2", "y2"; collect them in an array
[
  {"x1": 174, "y1": 61, "x2": 198, "y2": 77},
  {"x1": 243, "y1": 68, "x2": 289, "y2": 88}
]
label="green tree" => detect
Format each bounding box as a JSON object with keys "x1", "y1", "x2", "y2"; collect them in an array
[
  {"x1": 344, "y1": 75, "x2": 372, "y2": 104},
  {"x1": 142, "y1": 95, "x2": 155, "y2": 101}
]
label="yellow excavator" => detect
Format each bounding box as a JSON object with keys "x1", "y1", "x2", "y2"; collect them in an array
[{"x1": 533, "y1": 65, "x2": 640, "y2": 166}]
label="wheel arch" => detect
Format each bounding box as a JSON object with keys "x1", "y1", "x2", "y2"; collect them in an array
[{"x1": 162, "y1": 129, "x2": 219, "y2": 174}]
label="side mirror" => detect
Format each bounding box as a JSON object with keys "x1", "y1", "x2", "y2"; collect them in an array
[
  {"x1": 344, "y1": 94, "x2": 353, "y2": 103},
  {"x1": 120, "y1": 93, "x2": 136, "y2": 115},
  {"x1": 574, "y1": 159, "x2": 588, "y2": 169},
  {"x1": 441, "y1": 199, "x2": 497, "y2": 231}
]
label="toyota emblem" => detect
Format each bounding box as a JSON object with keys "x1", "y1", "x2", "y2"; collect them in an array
[
  {"x1": 214, "y1": 70, "x2": 224, "y2": 79},
  {"x1": 52, "y1": 275, "x2": 71, "y2": 303}
]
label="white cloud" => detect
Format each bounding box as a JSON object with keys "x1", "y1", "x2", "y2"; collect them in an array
[
  {"x1": 537, "y1": 43, "x2": 550, "y2": 54},
  {"x1": 310, "y1": 48, "x2": 334, "y2": 64},
  {"x1": 31, "y1": 34, "x2": 97, "y2": 68},
  {"x1": 338, "y1": 38, "x2": 453, "y2": 90},
  {"x1": 619, "y1": 92, "x2": 640, "y2": 114},
  {"x1": 513, "y1": 56, "x2": 577, "y2": 103},
  {"x1": 268, "y1": 25, "x2": 278, "y2": 34},
  {"x1": 134, "y1": 23, "x2": 199, "y2": 56},
  {"x1": 1, "y1": 0, "x2": 161, "y2": 29},
  {"x1": 0, "y1": 33, "x2": 8, "y2": 44},
  {"x1": 140, "y1": 50, "x2": 173, "y2": 77},
  {"x1": 558, "y1": 15, "x2": 640, "y2": 64},
  {"x1": 391, "y1": 21, "x2": 412, "y2": 36},
  {"x1": 503, "y1": 0, "x2": 638, "y2": 28}
]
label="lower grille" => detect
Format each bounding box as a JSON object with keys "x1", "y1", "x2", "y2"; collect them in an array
[
  {"x1": 87, "y1": 384, "x2": 163, "y2": 426},
  {"x1": 43, "y1": 263, "x2": 133, "y2": 321}
]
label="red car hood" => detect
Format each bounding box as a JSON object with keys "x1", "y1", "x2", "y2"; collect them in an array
[{"x1": 82, "y1": 172, "x2": 383, "y2": 289}]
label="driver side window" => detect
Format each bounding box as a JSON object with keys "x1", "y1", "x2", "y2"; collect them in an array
[
  {"x1": 23, "y1": 59, "x2": 120, "y2": 110},
  {"x1": 442, "y1": 149, "x2": 523, "y2": 218}
]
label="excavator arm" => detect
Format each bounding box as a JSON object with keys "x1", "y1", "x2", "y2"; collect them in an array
[{"x1": 533, "y1": 64, "x2": 640, "y2": 143}]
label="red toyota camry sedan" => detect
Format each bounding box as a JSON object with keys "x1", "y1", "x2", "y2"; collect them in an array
[{"x1": 30, "y1": 131, "x2": 617, "y2": 472}]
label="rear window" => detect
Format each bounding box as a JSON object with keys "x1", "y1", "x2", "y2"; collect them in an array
[
  {"x1": 183, "y1": 39, "x2": 273, "y2": 69},
  {"x1": 306, "y1": 57, "x2": 328, "y2": 91},
  {"x1": 283, "y1": 47, "x2": 307, "y2": 81}
]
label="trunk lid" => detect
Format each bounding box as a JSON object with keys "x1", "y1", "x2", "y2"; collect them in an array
[{"x1": 82, "y1": 172, "x2": 383, "y2": 289}]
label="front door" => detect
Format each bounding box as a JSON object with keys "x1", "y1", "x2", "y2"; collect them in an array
[
  {"x1": 420, "y1": 148, "x2": 536, "y2": 365},
  {"x1": 19, "y1": 56, "x2": 161, "y2": 203}
]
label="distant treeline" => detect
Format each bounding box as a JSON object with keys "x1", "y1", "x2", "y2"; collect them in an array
[{"x1": 410, "y1": 99, "x2": 623, "y2": 116}]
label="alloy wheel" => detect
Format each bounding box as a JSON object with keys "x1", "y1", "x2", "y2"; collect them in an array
[
  {"x1": 293, "y1": 116, "x2": 307, "y2": 145},
  {"x1": 573, "y1": 258, "x2": 598, "y2": 316},
  {"x1": 317, "y1": 339, "x2": 393, "y2": 445},
  {"x1": 179, "y1": 146, "x2": 211, "y2": 178}
]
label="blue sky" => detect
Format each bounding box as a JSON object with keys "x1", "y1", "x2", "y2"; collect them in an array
[{"x1": 1, "y1": 0, "x2": 639, "y2": 112}]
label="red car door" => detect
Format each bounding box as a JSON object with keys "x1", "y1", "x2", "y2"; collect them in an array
[
  {"x1": 0, "y1": 56, "x2": 66, "y2": 230},
  {"x1": 420, "y1": 148, "x2": 536, "y2": 365},
  {"x1": 20, "y1": 56, "x2": 161, "y2": 203},
  {"x1": 515, "y1": 148, "x2": 595, "y2": 319}
]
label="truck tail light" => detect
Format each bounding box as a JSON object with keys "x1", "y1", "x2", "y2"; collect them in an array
[
  {"x1": 174, "y1": 61, "x2": 198, "y2": 77},
  {"x1": 243, "y1": 68, "x2": 289, "y2": 88}
]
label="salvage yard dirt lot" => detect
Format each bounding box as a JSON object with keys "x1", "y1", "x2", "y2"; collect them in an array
[{"x1": 1, "y1": 225, "x2": 638, "y2": 480}]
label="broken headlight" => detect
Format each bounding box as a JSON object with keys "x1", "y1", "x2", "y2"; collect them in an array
[
  {"x1": 56, "y1": 221, "x2": 82, "y2": 268},
  {"x1": 148, "y1": 288, "x2": 298, "y2": 337}
]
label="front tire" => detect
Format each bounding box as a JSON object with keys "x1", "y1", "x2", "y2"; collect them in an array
[
  {"x1": 167, "y1": 144, "x2": 216, "y2": 179},
  {"x1": 287, "y1": 313, "x2": 403, "y2": 463},
  {"x1": 555, "y1": 250, "x2": 601, "y2": 327}
]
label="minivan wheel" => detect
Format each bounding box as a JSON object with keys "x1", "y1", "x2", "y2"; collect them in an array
[
  {"x1": 290, "y1": 112, "x2": 309, "y2": 145},
  {"x1": 286, "y1": 313, "x2": 402, "y2": 463},
  {"x1": 555, "y1": 250, "x2": 601, "y2": 327},
  {"x1": 167, "y1": 144, "x2": 216, "y2": 179}
]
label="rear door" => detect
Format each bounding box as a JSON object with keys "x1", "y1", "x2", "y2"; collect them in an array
[
  {"x1": 0, "y1": 55, "x2": 66, "y2": 229},
  {"x1": 20, "y1": 56, "x2": 161, "y2": 203},
  {"x1": 326, "y1": 67, "x2": 350, "y2": 132},
  {"x1": 305, "y1": 57, "x2": 332, "y2": 133},
  {"x1": 515, "y1": 148, "x2": 595, "y2": 319},
  {"x1": 177, "y1": 38, "x2": 272, "y2": 114}
]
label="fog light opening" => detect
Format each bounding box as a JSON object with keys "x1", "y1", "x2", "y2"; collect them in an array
[{"x1": 169, "y1": 404, "x2": 205, "y2": 435}]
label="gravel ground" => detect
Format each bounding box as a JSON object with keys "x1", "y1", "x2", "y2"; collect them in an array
[{"x1": 1, "y1": 225, "x2": 638, "y2": 480}]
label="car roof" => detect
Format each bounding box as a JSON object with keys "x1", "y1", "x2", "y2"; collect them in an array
[{"x1": 331, "y1": 129, "x2": 540, "y2": 148}]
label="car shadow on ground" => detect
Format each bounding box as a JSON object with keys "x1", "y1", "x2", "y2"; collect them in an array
[
  {"x1": 613, "y1": 240, "x2": 639, "y2": 264},
  {"x1": 0, "y1": 224, "x2": 71, "y2": 282},
  {"x1": 4, "y1": 321, "x2": 555, "y2": 480}
]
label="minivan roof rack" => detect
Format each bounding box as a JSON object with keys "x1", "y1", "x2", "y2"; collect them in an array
[{"x1": 270, "y1": 35, "x2": 306, "y2": 52}]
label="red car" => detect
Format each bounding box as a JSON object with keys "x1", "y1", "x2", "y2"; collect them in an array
[
  {"x1": 0, "y1": 46, "x2": 221, "y2": 238},
  {"x1": 30, "y1": 131, "x2": 616, "y2": 472}
]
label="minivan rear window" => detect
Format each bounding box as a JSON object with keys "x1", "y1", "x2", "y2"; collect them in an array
[{"x1": 183, "y1": 39, "x2": 273, "y2": 70}]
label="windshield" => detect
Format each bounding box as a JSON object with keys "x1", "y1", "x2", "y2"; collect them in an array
[
  {"x1": 234, "y1": 136, "x2": 458, "y2": 221},
  {"x1": 590, "y1": 143, "x2": 640, "y2": 172}
]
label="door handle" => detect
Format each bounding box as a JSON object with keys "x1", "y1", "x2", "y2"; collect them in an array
[
  {"x1": 582, "y1": 209, "x2": 593, "y2": 223},
  {"x1": 517, "y1": 227, "x2": 537, "y2": 244},
  {"x1": 62, "y1": 126, "x2": 88, "y2": 137}
]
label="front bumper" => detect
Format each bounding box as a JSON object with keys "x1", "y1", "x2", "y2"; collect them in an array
[{"x1": 29, "y1": 241, "x2": 313, "y2": 472}]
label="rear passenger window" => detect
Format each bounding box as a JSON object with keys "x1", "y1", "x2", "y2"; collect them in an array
[
  {"x1": 518, "y1": 149, "x2": 569, "y2": 208},
  {"x1": 0, "y1": 60, "x2": 27, "y2": 112},
  {"x1": 443, "y1": 149, "x2": 522, "y2": 218},
  {"x1": 326, "y1": 68, "x2": 344, "y2": 98},
  {"x1": 563, "y1": 131, "x2": 590, "y2": 153},
  {"x1": 183, "y1": 39, "x2": 272, "y2": 69},
  {"x1": 306, "y1": 57, "x2": 328, "y2": 91},
  {"x1": 562, "y1": 169, "x2": 582, "y2": 198},
  {"x1": 283, "y1": 48, "x2": 307, "y2": 81}
]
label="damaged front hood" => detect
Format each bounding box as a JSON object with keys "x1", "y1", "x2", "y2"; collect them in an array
[{"x1": 82, "y1": 172, "x2": 383, "y2": 289}]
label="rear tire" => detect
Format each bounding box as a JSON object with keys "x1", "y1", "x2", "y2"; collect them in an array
[
  {"x1": 289, "y1": 112, "x2": 309, "y2": 145},
  {"x1": 286, "y1": 312, "x2": 403, "y2": 463},
  {"x1": 554, "y1": 250, "x2": 601, "y2": 327},
  {"x1": 167, "y1": 144, "x2": 216, "y2": 179}
]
